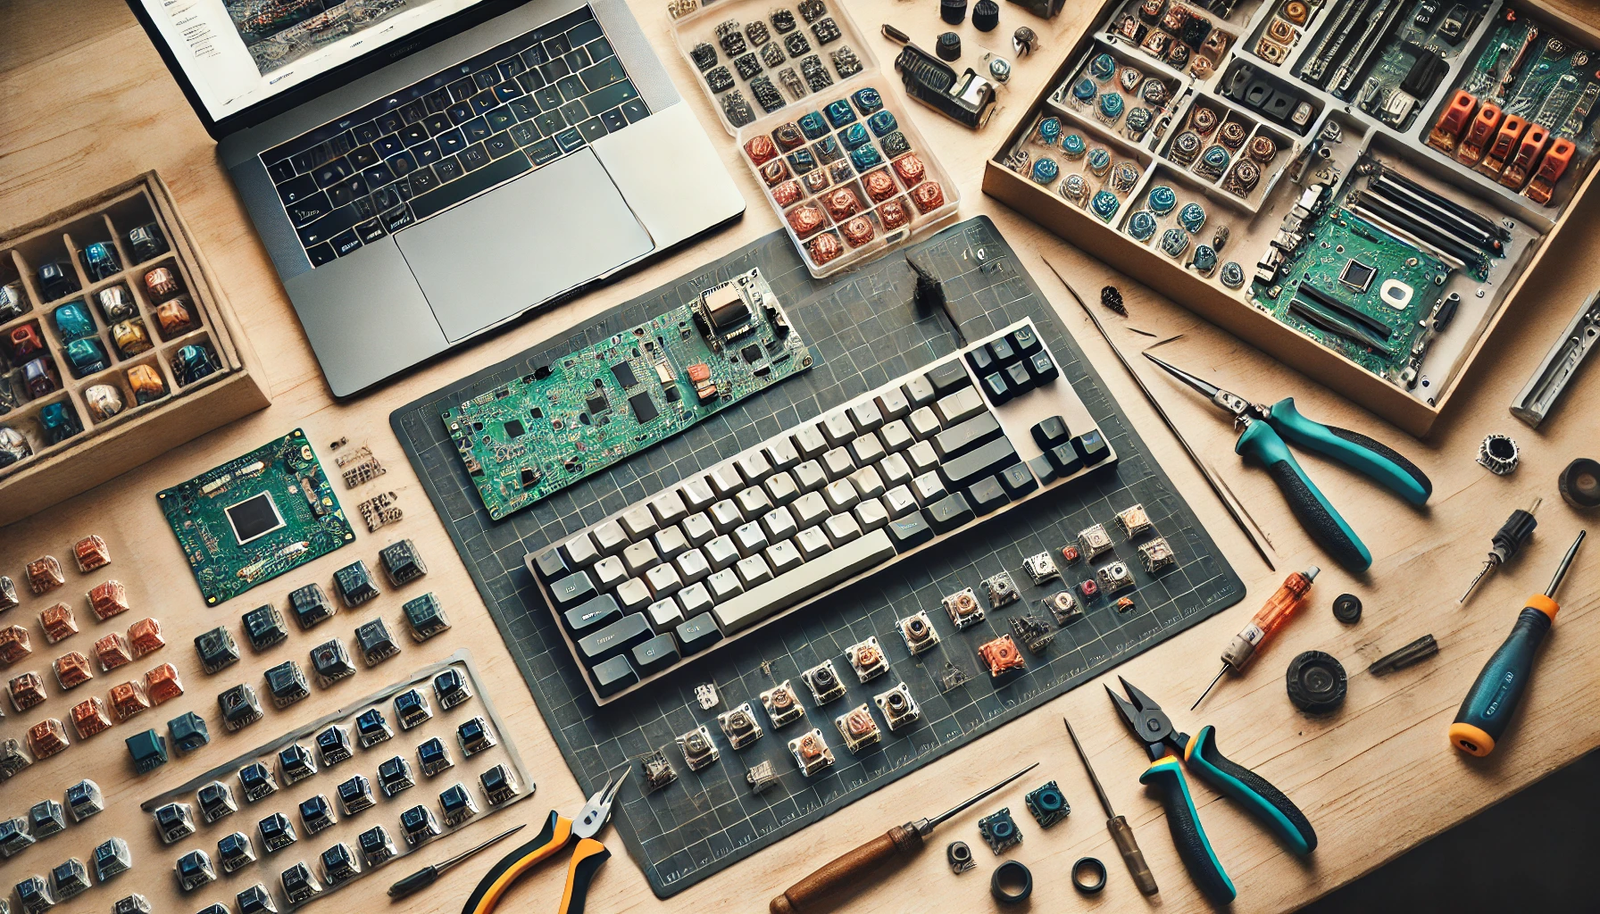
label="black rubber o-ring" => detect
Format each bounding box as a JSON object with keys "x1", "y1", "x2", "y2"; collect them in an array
[
  {"x1": 991, "y1": 860, "x2": 1033, "y2": 904},
  {"x1": 1332, "y1": 593, "x2": 1362, "y2": 624},
  {"x1": 1072, "y1": 856, "x2": 1107, "y2": 894}
]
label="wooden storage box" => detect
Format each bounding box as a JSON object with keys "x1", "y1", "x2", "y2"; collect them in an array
[
  {"x1": 0, "y1": 172, "x2": 270, "y2": 524},
  {"x1": 985, "y1": 0, "x2": 1600, "y2": 437}
]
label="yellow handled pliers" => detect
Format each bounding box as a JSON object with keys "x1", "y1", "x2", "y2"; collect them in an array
[{"x1": 461, "y1": 771, "x2": 628, "y2": 914}]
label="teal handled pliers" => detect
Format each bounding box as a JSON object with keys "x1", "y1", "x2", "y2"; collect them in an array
[
  {"x1": 1107, "y1": 678, "x2": 1317, "y2": 905},
  {"x1": 1144, "y1": 354, "x2": 1431, "y2": 572}
]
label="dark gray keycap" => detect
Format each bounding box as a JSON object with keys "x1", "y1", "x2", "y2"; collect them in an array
[
  {"x1": 1049, "y1": 442, "x2": 1084, "y2": 476},
  {"x1": 1004, "y1": 361, "x2": 1033, "y2": 393},
  {"x1": 592, "y1": 655, "x2": 637, "y2": 697},
  {"x1": 1031, "y1": 416, "x2": 1069, "y2": 449},
  {"x1": 933, "y1": 412, "x2": 1002, "y2": 459},
  {"x1": 926, "y1": 492, "x2": 974, "y2": 533},
  {"x1": 577, "y1": 613, "x2": 651, "y2": 663},
  {"x1": 532, "y1": 547, "x2": 568, "y2": 581},
  {"x1": 1000, "y1": 462, "x2": 1037, "y2": 498},
  {"x1": 885, "y1": 511, "x2": 933, "y2": 551},
  {"x1": 547, "y1": 570, "x2": 595, "y2": 609},
  {"x1": 1028, "y1": 350, "x2": 1059, "y2": 384},
  {"x1": 563, "y1": 594, "x2": 621, "y2": 635},
  {"x1": 925, "y1": 360, "x2": 970, "y2": 395},
  {"x1": 675, "y1": 613, "x2": 723, "y2": 654},
  {"x1": 1073, "y1": 429, "x2": 1110, "y2": 465},
  {"x1": 968, "y1": 476, "x2": 1009, "y2": 514},
  {"x1": 631, "y1": 634, "x2": 681, "y2": 674},
  {"x1": 940, "y1": 437, "x2": 1021, "y2": 489},
  {"x1": 1028, "y1": 453, "x2": 1058, "y2": 485}
]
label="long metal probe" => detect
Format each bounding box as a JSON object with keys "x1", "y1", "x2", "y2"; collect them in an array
[
  {"x1": 922, "y1": 762, "x2": 1039, "y2": 832},
  {"x1": 1065, "y1": 717, "x2": 1159, "y2": 895}
]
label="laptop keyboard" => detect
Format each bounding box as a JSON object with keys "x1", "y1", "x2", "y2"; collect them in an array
[
  {"x1": 525, "y1": 319, "x2": 1120, "y2": 705},
  {"x1": 260, "y1": 6, "x2": 649, "y2": 268}
]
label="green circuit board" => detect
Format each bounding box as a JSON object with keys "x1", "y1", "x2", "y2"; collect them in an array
[
  {"x1": 159, "y1": 429, "x2": 354, "y2": 605},
  {"x1": 1462, "y1": 8, "x2": 1600, "y2": 133},
  {"x1": 444, "y1": 268, "x2": 816, "y2": 520},
  {"x1": 1252, "y1": 208, "x2": 1449, "y2": 379}
]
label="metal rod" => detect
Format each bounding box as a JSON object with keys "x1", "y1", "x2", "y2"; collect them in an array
[
  {"x1": 1063, "y1": 717, "x2": 1117, "y2": 818},
  {"x1": 926, "y1": 762, "x2": 1039, "y2": 831},
  {"x1": 1544, "y1": 530, "x2": 1586, "y2": 598},
  {"x1": 434, "y1": 824, "x2": 527, "y2": 874}
]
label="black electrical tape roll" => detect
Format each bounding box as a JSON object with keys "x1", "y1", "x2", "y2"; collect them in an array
[
  {"x1": 1559, "y1": 458, "x2": 1600, "y2": 509},
  {"x1": 1072, "y1": 856, "x2": 1107, "y2": 894},
  {"x1": 991, "y1": 860, "x2": 1032, "y2": 903},
  {"x1": 1332, "y1": 593, "x2": 1362, "y2": 624},
  {"x1": 941, "y1": 0, "x2": 968, "y2": 25},
  {"x1": 973, "y1": 0, "x2": 1000, "y2": 31},
  {"x1": 937, "y1": 31, "x2": 963, "y2": 61},
  {"x1": 1286, "y1": 650, "x2": 1347, "y2": 713}
]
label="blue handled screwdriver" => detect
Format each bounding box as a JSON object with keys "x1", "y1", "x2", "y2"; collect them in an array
[{"x1": 1144, "y1": 354, "x2": 1432, "y2": 572}]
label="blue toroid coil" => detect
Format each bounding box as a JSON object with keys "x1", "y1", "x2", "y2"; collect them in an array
[
  {"x1": 1147, "y1": 185, "x2": 1177, "y2": 215},
  {"x1": 823, "y1": 99, "x2": 856, "y2": 127},
  {"x1": 1062, "y1": 134, "x2": 1087, "y2": 158},
  {"x1": 798, "y1": 112, "x2": 828, "y2": 138},
  {"x1": 1098, "y1": 93, "x2": 1124, "y2": 121},
  {"x1": 1089, "y1": 53, "x2": 1116, "y2": 80},
  {"x1": 1037, "y1": 117, "x2": 1062, "y2": 145},
  {"x1": 1191, "y1": 244, "x2": 1219, "y2": 275},
  {"x1": 851, "y1": 87, "x2": 883, "y2": 114},
  {"x1": 1090, "y1": 191, "x2": 1120, "y2": 222},
  {"x1": 840, "y1": 123, "x2": 871, "y2": 150},
  {"x1": 881, "y1": 132, "x2": 910, "y2": 157},
  {"x1": 1161, "y1": 228, "x2": 1190, "y2": 258},
  {"x1": 1220, "y1": 261, "x2": 1245, "y2": 289},
  {"x1": 1072, "y1": 78, "x2": 1097, "y2": 102},
  {"x1": 867, "y1": 110, "x2": 898, "y2": 136},
  {"x1": 1127, "y1": 211, "x2": 1158, "y2": 241},
  {"x1": 1031, "y1": 158, "x2": 1060, "y2": 184},
  {"x1": 1087, "y1": 148, "x2": 1111, "y2": 175},
  {"x1": 1178, "y1": 202, "x2": 1207, "y2": 234},
  {"x1": 850, "y1": 144, "x2": 883, "y2": 171}
]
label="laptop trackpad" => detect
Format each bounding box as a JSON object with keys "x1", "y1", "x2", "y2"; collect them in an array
[{"x1": 395, "y1": 150, "x2": 653, "y2": 342}]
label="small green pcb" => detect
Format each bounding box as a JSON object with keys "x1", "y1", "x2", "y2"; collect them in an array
[
  {"x1": 1253, "y1": 208, "x2": 1449, "y2": 380},
  {"x1": 159, "y1": 429, "x2": 354, "y2": 605},
  {"x1": 444, "y1": 268, "x2": 816, "y2": 521}
]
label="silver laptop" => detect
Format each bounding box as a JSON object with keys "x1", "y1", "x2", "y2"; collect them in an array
[{"x1": 128, "y1": 0, "x2": 745, "y2": 397}]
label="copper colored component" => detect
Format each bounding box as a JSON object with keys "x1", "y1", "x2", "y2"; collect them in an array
[
  {"x1": 88, "y1": 580, "x2": 130, "y2": 621},
  {"x1": 10, "y1": 324, "x2": 45, "y2": 361},
  {"x1": 1218, "y1": 121, "x2": 1247, "y2": 150},
  {"x1": 1116, "y1": 596, "x2": 1136, "y2": 613},
  {"x1": 54, "y1": 650, "x2": 93, "y2": 688},
  {"x1": 10, "y1": 671, "x2": 47, "y2": 712},
  {"x1": 40, "y1": 603, "x2": 78, "y2": 643},
  {"x1": 27, "y1": 556, "x2": 65, "y2": 594},
  {"x1": 786, "y1": 203, "x2": 825, "y2": 237},
  {"x1": 154, "y1": 298, "x2": 196, "y2": 337},
  {"x1": 841, "y1": 217, "x2": 875, "y2": 247},
  {"x1": 144, "y1": 266, "x2": 180, "y2": 302},
  {"x1": 878, "y1": 200, "x2": 910, "y2": 230},
  {"x1": 109, "y1": 680, "x2": 150, "y2": 721},
  {"x1": 145, "y1": 662, "x2": 184, "y2": 704},
  {"x1": 911, "y1": 181, "x2": 946, "y2": 213},
  {"x1": 1061, "y1": 545, "x2": 1080, "y2": 563},
  {"x1": 73, "y1": 535, "x2": 111, "y2": 572},
  {"x1": 823, "y1": 186, "x2": 860, "y2": 220},
  {"x1": 803, "y1": 169, "x2": 831, "y2": 193},
  {"x1": 1282, "y1": 0, "x2": 1309, "y2": 24},
  {"x1": 863, "y1": 169, "x2": 897, "y2": 202},
  {"x1": 687, "y1": 363, "x2": 711, "y2": 384},
  {"x1": 808, "y1": 232, "x2": 843, "y2": 266},
  {"x1": 128, "y1": 617, "x2": 164, "y2": 658},
  {"x1": 1248, "y1": 135, "x2": 1277, "y2": 162},
  {"x1": 796, "y1": 731, "x2": 826, "y2": 760},
  {"x1": 745, "y1": 135, "x2": 779, "y2": 164},
  {"x1": 760, "y1": 158, "x2": 791, "y2": 186},
  {"x1": 95, "y1": 632, "x2": 133, "y2": 671},
  {"x1": 28, "y1": 718, "x2": 70, "y2": 758},
  {"x1": 845, "y1": 706, "x2": 875, "y2": 736},
  {"x1": 1189, "y1": 106, "x2": 1219, "y2": 135},
  {"x1": 112, "y1": 318, "x2": 154, "y2": 356},
  {"x1": 978, "y1": 634, "x2": 1026, "y2": 677},
  {"x1": 0, "y1": 625, "x2": 32, "y2": 663},
  {"x1": 772, "y1": 179, "x2": 803, "y2": 207},
  {"x1": 71, "y1": 696, "x2": 112, "y2": 739},
  {"x1": 892, "y1": 153, "x2": 926, "y2": 187}
]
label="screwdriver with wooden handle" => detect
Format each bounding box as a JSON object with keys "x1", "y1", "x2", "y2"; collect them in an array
[
  {"x1": 1065, "y1": 716, "x2": 1159, "y2": 895},
  {"x1": 768, "y1": 762, "x2": 1038, "y2": 914}
]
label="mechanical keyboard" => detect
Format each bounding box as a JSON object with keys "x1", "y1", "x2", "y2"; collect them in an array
[{"x1": 526, "y1": 317, "x2": 1118, "y2": 705}]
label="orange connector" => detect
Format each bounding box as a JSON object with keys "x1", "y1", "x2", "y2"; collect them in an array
[
  {"x1": 1525, "y1": 137, "x2": 1577, "y2": 205},
  {"x1": 1500, "y1": 124, "x2": 1550, "y2": 190},
  {"x1": 1475, "y1": 114, "x2": 1528, "y2": 178},
  {"x1": 1427, "y1": 90, "x2": 1477, "y2": 154},
  {"x1": 1456, "y1": 103, "x2": 1504, "y2": 165}
]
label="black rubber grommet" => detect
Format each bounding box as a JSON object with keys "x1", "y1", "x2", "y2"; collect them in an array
[
  {"x1": 973, "y1": 0, "x2": 1000, "y2": 31},
  {"x1": 991, "y1": 860, "x2": 1033, "y2": 904},
  {"x1": 1559, "y1": 458, "x2": 1600, "y2": 509},
  {"x1": 1332, "y1": 593, "x2": 1362, "y2": 624},
  {"x1": 941, "y1": 0, "x2": 968, "y2": 25},
  {"x1": 1072, "y1": 856, "x2": 1107, "y2": 894},
  {"x1": 937, "y1": 31, "x2": 963, "y2": 61},
  {"x1": 1287, "y1": 650, "x2": 1347, "y2": 713}
]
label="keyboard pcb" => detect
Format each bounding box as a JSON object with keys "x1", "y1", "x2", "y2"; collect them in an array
[
  {"x1": 392, "y1": 218, "x2": 1244, "y2": 898},
  {"x1": 159, "y1": 429, "x2": 355, "y2": 606},
  {"x1": 444, "y1": 269, "x2": 816, "y2": 519}
]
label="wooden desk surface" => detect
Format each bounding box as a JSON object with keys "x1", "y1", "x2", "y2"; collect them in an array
[{"x1": 3, "y1": 1, "x2": 1598, "y2": 912}]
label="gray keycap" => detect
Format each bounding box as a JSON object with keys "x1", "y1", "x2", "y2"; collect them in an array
[
  {"x1": 935, "y1": 387, "x2": 984, "y2": 425},
  {"x1": 707, "y1": 569, "x2": 744, "y2": 601},
  {"x1": 647, "y1": 598, "x2": 683, "y2": 632},
  {"x1": 764, "y1": 471, "x2": 800, "y2": 505},
  {"x1": 877, "y1": 386, "x2": 910, "y2": 420},
  {"x1": 793, "y1": 424, "x2": 829, "y2": 458},
  {"x1": 654, "y1": 526, "x2": 688, "y2": 560},
  {"x1": 620, "y1": 505, "x2": 657, "y2": 539},
  {"x1": 824, "y1": 479, "x2": 859, "y2": 513},
  {"x1": 712, "y1": 529, "x2": 896, "y2": 631},
  {"x1": 821, "y1": 447, "x2": 855, "y2": 480},
  {"x1": 645, "y1": 564, "x2": 682, "y2": 597},
  {"x1": 736, "y1": 486, "x2": 772, "y2": 518},
  {"x1": 761, "y1": 506, "x2": 799, "y2": 542},
  {"x1": 592, "y1": 520, "x2": 628, "y2": 556},
  {"x1": 675, "y1": 548, "x2": 711, "y2": 583},
  {"x1": 563, "y1": 533, "x2": 599, "y2": 567},
  {"x1": 710, "y1": 500, "x2": 743, "y2": 533},
  {"x1": 705, "y1": 535, "x2": 739, "y2": 571},
  {"x1": 681, "y1": 513, "x2": 715, "y2": 547},
  {"x1": 616, "y1": 578, "x2": 652, "y2": 611},
  {"x1": 796, "y1": 526, "x2": 833, "y2": 559},
  {"x1": 766, "y1": 539, "x2": 804, "y2": 574},
  {"x1": 622, "y1": 540, "x2": 659, "y2": 576},
  {"x1": 793, "y1": 460, "x2": 828, "y2": 493},
  {"x1": 735, "y1": 554, "x2": 774, "y2": 587},
  {"x1": 824, "y1": 512, "x2": 863, "y2": 546},
  {"x1": 733, "y1": 521, "x2": 769, "y2": 557},
  {"x1": 791, "y1": 491, "x2": 830, "y2": 528},
  {"x1": 593, "y1": 555, "x2": 627, "y2": 589}
]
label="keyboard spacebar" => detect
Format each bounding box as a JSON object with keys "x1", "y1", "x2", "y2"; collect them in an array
[
  {"x1": 409, "y1": 151, "x2": 531, "y2": 220},
  {"x1": 713, "y1": 530, "x2": 897, "y2": 633}
]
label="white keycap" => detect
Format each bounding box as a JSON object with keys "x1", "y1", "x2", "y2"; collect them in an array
[
  {"x1": 678, "y1": 582, "x2": 714, "y2": 617},
  {"x1": 824, "y1": 479, "x2": 860, "y2": 513},
  {"x1": 793, "y1": 424, "x2": 829, "y2": 458},
  {"x1": 592, "y1": 520, "x2": 628, "y2": 556},
  {"x1": 908, "y1": 406, "x2": 941, "y2": 440},
  {"x1": 766, "y1": 436, "x2": 801, "y2": 470},
  {"x1": 647, "y1": 598, "x2": 683, "y2": 632},
  {"x1": 761, "y1": 506, "x2": 799, "y2": 542},
  {"x1": 935, "y1": 386, "x2": 984, "y2": 425},
  {"x1": 713, "y1": 530, "x2": 896, "y2": 632},
  {"x1": 645, "y1": 563, "x2": 682, "y2": 597},
  {"x1": 680, "y1": 476, "x2": 716, "y2": 511},
  {"x1": 793, "y1": 460, "x2": 828, "y2": 493},
  {"x1": 733, "y1": 521, "x2": 769, "y2": 557},
  {"x1": 884, "y1": 485, "x2": 917, "y2": 518},
  {"x1": 710, "y1": 500, "x2": 743, "y2": 534},
  {"x1": 764, "y1": 471, "x2": 800, "y2": 506},
  {"x1": 736, "y1": 554, "x2": 774, "y2": 588},
  {"x1": 707, "y1": 569, "x2": 744, "y2": 601},
  {"x1": 850, "y1": 466, "x2": 886, "y2": 500},
  {"x1": 796, "y1": 526, "x2": 832, "y2": 559},
  {"x1": 878, "y1": 453, "x2": 913, "y2": 488},
  {"x1": 737, "y1": 451, "x2": 773, "y2": 483},
  {"x1": 616, "y1": 578, "x2": 652, "y2": 611},
  {"x1": 822, "y1": 447, "x2": 855, "y2": 480},
  {"x1": 736, "y1": 486, "x2": 773, "y2": 518},
  {"x1": 849, "y1": 399, "x2": 884, "y2": 432},
  {"x1": 912, "y1": 472, "x2": 947, "y2": 506},
  {"x1": 705, "y1": 535, "x2": 740, "y2": 571},
  {"x1": 877, "y1": 387, "x2": 910, "y2": 420},
  {"x1": 824, "y1": 512, "x2": 863, "y2": 546},
  {"x1": 906, "y1": 440, "x2": 939, "y2": 474},
  {"x1": 620, "y1": 504, "x2": 657, "y2": 539},
  {"x1": 593, "y1": 555, "x2": 627, "y2": 589},
  {"x1": 791, "y1": 491, "x2": 831, "y2": 528},
  {"x1": 822, "y1": 412, "x2": 856, "y2": 446},
  {"x1": 879, "y1": 420, "x2": 913, "y2": 453},
  {"x1": 649, "y1": 491, "x2": 688, "y2": 526},
  {"x1": 622, "y1": 540, "x2": 660, "y2": 576},
  {"x1": 654, "y1": 526, "x2": 689, "y2": 560},
  {"x1": 854, "y1": 498, "x2": 889, "y2": 531},
  {"x1": 681, "y1": 513, "x2": 715, "y2": 547},
  {"x1": 766, "y1": 539, "x2": 805, "y2": 574},
  {"x1": 903, "y1": 375, "x2": 936, "y2": 408},
  {"x1": 675, "y1": 549, "x2": 712, "y2": 584},
  {"x1": 848, "y1": 433, "x2": 885, "y2": 466},
  {"x1": 709, "y1": 462, "x2": 745, "y2": 496},
  {"x1": 562, "y1": 533, "x2": 598, "y2": 568}
]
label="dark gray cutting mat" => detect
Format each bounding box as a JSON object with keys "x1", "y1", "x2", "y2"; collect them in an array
[{"x1": 390, "y1": 217, "x2": 1244, "y2": 897}]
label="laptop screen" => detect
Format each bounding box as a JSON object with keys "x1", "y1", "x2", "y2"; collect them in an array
[{"x1": 133, "y1": 0, "x2": 490, "y2": 123}]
